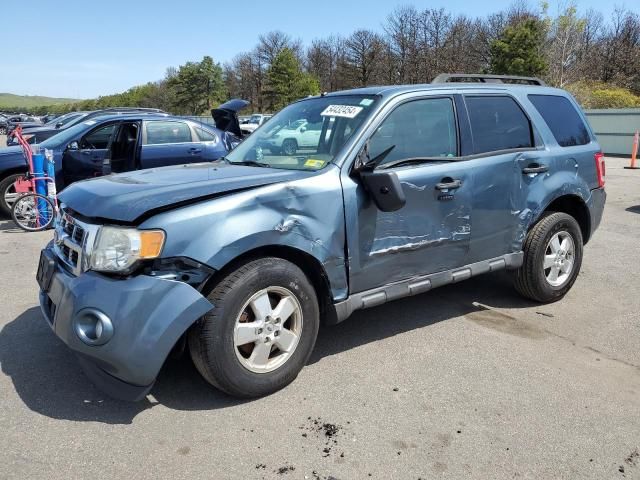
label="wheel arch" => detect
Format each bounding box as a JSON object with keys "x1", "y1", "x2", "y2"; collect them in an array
[
  {"x1": 541, "y1": 194, "x2": 591, "y2": 244},
  {"x1": 203, "y1": 244, "x2": 339, "y2": 325}
]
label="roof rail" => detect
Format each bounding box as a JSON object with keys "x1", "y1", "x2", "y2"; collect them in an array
[
  {"x1": 99, "y1": 107, "x2": 166, "y2": 113},
  {"x1": 432, "y1": 73, "x2": 546, "y2": 86}
]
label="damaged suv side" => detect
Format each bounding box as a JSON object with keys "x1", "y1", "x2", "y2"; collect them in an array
[{"x1": 37, "y1": 75, "x2": 606, "y2": 400}]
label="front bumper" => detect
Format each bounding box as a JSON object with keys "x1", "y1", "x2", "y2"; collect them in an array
[{"x1": 38, "y1": 244, "x2": 214, "y2": 401}]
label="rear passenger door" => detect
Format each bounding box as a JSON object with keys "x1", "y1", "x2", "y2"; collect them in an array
[
  {"x1": 139, "y1": 120, "x2": 202, "y2": 168},
  {"x1": 462, "y1": 94, "x2": 544, "y2": 263}
]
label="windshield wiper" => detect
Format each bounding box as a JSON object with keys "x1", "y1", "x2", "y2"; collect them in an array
[
  {"x1": 377, "y1": 156, "x2": 455, "y2": 170},
  {"x1": 220, "y1": 157, "x2": 271, "y2": 168}
]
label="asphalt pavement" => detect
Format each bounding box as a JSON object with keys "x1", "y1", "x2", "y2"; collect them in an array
[{"x1": 0, "y1": 157, "x2": 638, "y2": 479}]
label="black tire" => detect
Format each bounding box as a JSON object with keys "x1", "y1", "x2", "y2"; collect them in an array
[
  {"x1": 282, "y1": 138, "x2": 297, "y2": 156},
  {"x1": 188, "y1": 257, "x2": 320, "y2": 398},
  {"x1": 514, "y1": 212, "x2": 583, "y2": 303},
  {"x1": 0, "y1": 173, "x2": 26, "y2": 217},
  {"x1": 11, "y1": 193, "x2": 56, "y2": 231}
]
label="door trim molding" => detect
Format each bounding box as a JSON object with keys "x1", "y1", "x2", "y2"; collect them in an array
[{"x1": 334, "y1": 252, "x2": 524, "y2": 323}]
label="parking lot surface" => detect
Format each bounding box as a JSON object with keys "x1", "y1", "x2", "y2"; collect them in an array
[{"x1": 0, "y1": 157, "x2": 638, "y2": 479}]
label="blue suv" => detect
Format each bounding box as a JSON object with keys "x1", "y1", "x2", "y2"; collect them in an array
[{"x1": 36, "y1": 75, "x2": 606, "y2": 400}]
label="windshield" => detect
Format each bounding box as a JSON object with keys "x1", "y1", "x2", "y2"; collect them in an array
[
  {"x1": 226, "y1": 95, "x2": 379, "y2": 171},
  {"x1": 47, "y1": 112, "x2": 83, "y2": 127},
  {"x1": 39, "y1": 120, "x2": 95, "y2": 149}
]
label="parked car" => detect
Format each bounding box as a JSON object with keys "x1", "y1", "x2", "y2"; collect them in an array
[
  {"x1": 6, "y1": 114, "x2": 43, "y2": 134},
  {"x1": 262, "y1": 119, "x2": 326, "y2": 155},
  {"x1": 0, "y1": 113, "x2": 8, "y2": 135},
  {"x1": 0, "y1": 101, "x2": 247, "y2": 215},
  {"x1": 240, "y1": 113, "x2": 272, "y2": 135},
  {"x1": 6, "y1": 107, "x2": 168, "y2": 146},
  {"x1": 36, "y1": 75, "x2": 605, "y2": 401}
]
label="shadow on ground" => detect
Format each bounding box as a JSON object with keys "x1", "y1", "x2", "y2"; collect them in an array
[
  {"x1": 625, "y1": 205, "x2": 640, "y2": 214},
  {"x1": 0, "y1": 271, "x2": 535, "y2": 424}
]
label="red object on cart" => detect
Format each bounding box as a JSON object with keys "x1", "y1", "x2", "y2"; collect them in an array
[{"x1": 9, "y1": 126, "x2": 38, "y2": 194}]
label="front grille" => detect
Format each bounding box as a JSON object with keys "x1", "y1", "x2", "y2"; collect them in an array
[{"x1": 53, "y1": 209, "x2": 99, "y2": 276}]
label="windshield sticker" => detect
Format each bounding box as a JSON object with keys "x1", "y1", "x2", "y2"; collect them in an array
[
  {"x1": 321, "y1": 105, "x2": 363, "y2": 119},
  {"x1": 359, "y1": 98, "x2": 374, "y2": 106},
  {"x1": 304, "y1": 159, "x2": 326, "y2": 169}
]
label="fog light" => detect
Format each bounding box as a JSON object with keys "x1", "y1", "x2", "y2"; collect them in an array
[{"x1": 74, "y1": 308, "x2": 114, "y2": 346}]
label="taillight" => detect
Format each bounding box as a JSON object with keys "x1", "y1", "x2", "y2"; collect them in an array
[{"x1": 594, "y1": 152, "x2": 605, "y2": 188}]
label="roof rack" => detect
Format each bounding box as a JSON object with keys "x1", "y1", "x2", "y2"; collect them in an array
[
  {"x1": 432, "y1": 73, "x2": 546, "y2": 86},
  {"x1": 99, "y1": 107, "x2": 166, "y2": 113}
]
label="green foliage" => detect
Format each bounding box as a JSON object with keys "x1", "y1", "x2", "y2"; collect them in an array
[
  {"x1": 168, "y1": 56, "x2": 225, "y2": 115},
  {"x1": 0, "y1": 93, "x2": 80, "y2": 113},
  {"x1": 264, "y1": 48, "x2": 320, "y2": 111},
  {"x1": 490, "y1": 19, "x2": 548, "y2": 77},
  {"x1": 566, "y1": 82, "x2": 640, "y2": 109}
]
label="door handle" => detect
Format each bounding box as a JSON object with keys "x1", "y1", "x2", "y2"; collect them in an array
[
  {"x1": 189, "y1": 147, "x2": 202, "y2": 154},
  {"x1": 435, "y1": 178, "x2": 462, "y2": 190},
  {"x1": 522, "y1": 163, "x2": 548, "y2": 174}
]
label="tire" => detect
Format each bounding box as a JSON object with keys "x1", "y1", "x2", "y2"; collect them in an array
[
  {"x1": 514, "y1": 212, "x2": 583, "y2": 303},
  {"x1": 0, "y1": 126, "x2": 7, "y2": 135},
  {"x1": 11, "y1": 193, "x2": 56, "y2": 231},
  {"x1": 188, "y1": 257, "x2": 320, "y2": 398},
  {"x1": 0, "y1": 173, "x2": 26, "y2": 217},
  {"x1": 282, "y1": 139, "x2": 297, "y2": 156}
]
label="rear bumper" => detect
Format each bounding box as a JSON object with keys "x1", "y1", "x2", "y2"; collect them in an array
[
  {"x1": 588, "y1": 187, "x2": 606, "y2": 240},
  {"x1": 38, "y1": 244, "x2": 214, "y2": 401}
]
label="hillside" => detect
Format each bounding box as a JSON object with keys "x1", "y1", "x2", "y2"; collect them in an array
[{"x1": 0, "y1": 93, "x2": 81, "y2": 110}]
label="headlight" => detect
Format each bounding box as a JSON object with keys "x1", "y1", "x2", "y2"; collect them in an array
[{"x1": 90, "y1": 227, "x2": 165, "y2": 273}]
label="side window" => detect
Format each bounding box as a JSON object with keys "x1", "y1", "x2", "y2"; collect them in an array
[
  {"x1": 369, "y1": 97, "x2": 458, "y2": 166},
  {"x1": 196, "y1": 127, "x2": 217, "y2": 142},
  {"x1": 465, "y1": 96, "x2": 533, "y2": 154},
  {"x1": 80, "y1": 124, "x2": 116, "y2": 149},
  {"x1": 145, "y1": 121, "x2": 193, "y2": 145},
  {"x1": 528, "y1": 94, "x2": 590, "y2": 147}
]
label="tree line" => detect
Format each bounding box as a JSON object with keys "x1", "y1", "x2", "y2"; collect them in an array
[{"x1": 17, "y1": 1, "x2": 640, "y2": 116}]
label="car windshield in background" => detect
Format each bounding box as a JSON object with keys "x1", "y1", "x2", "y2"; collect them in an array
[
  {"x1": 39, "y1": 121, "x2": 95, "y2": 149},
  {"x1": 226, "y1": 95, "x2": 379, "y2": 171}
]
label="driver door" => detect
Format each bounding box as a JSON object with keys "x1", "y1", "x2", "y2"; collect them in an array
[
  {"x1": 344, "y1": 96, "x2": 473, "y2": 293},
  {"x1": 62, "y1": 123, "x2": 117, "y2": 186}
]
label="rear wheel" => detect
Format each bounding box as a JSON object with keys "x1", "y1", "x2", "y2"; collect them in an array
[
  {"x1": 188, "y1": 257, "x2": 319, "y2": 398},
  {"x1": 514, "y1": 212, "x2": 583, "y2": 302},
  {"x1": 282, "y1": 139, "x2": 297, "y2": 156},
  {"x1": 0, "y1": 126, "x2": 7, "y2": 135}
]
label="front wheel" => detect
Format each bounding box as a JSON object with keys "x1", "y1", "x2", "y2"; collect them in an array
[
  {"x1": 188, "y1": 257, "x2": 320, "y2": 398},
  {"x1": 11, "y1": 193, "x2": 56, "y2": 231},
  {"x1": 0, "y1": 173, "x2": 26, "y2": 216},
  {"x1": 514, "y1": 212, "x2": 583, "y2": 302}
]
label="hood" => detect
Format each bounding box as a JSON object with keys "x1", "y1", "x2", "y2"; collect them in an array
[
  {"x1": 0, "y1": 146, "x2": 28, "y2": 171},
  {"x1": 59, "y1": 161, "x2": 315, "y2": 223}
]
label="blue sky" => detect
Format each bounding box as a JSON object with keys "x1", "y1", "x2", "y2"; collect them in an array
[{"x1": 0, "y1": 0, "x2": 627, "y2": 99}]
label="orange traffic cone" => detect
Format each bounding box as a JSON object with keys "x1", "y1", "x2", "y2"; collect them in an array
[{"x1": 625, "y1": 131, "x2": 640, "y2": 169}]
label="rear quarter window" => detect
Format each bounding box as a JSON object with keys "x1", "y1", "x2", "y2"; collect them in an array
[{"x1": 527, "y1": 94, "x2": 590, "y2": 147}]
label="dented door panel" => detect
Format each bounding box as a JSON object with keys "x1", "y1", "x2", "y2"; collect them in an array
[{"x1": 342, "y1": 162, "x2": 472, "y2": 294}]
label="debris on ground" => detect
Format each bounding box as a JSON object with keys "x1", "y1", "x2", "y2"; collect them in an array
[
  {"x1": 300, "y1": 417, "x2": 344, "y2": 458},
  {"x1": 255, "y1": 463, "x2": 266, "y2": 470},
  {"x1": 625, "y1": 449, "x2": 639, "y2": 467},
  {"x1": 275, "y1": 465, "x2": 295, "y2": 474},
  {"x1": 536, "y1": 311, "x2": 554, "y2": 318}
]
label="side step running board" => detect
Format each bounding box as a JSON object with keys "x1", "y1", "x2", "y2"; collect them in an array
[{"x1": 334, "y1": 252, "x2": 524, "y2": 323}]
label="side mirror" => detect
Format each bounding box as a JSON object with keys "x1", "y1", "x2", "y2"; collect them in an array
[
  {"x1": 55, "y1": 122, "x2": 63, "y2": 128},
  {"x1": 67, "y1": 141, "x2": 79, "y2": 151},
  {"x1": 359, "y1": 170, "x2": 406, "y2": 212},
  {"x1": 300, "y1": 127, "x2": 307, "y2": 133}
]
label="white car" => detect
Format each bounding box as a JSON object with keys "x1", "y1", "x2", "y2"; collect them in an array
[
  {"x1": 264, "y1": 120, "x2": 324, "y2": 155},
  {"x1": 241, "y1": 114, "x2": 272, "y2": 135}
]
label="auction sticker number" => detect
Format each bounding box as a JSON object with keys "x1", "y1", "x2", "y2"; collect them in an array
[{"x1": 321, "y1": 105, "x2": 363, "y2": 118}]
